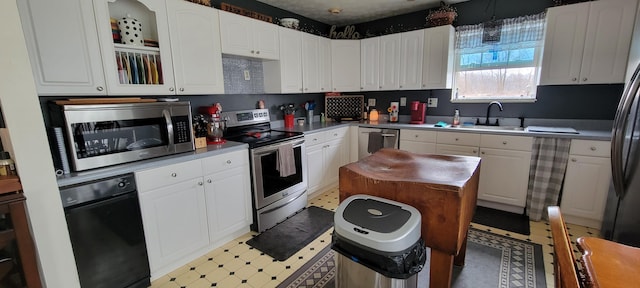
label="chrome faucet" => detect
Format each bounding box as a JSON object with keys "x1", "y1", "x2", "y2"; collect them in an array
[{"x1": 481, "y1": 101, "x2": 503, "y2": 126}]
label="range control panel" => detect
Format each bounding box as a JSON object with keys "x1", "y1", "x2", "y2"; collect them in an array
[{"x1": 221, "y1": 109, "x2": 270, "y2": 128}]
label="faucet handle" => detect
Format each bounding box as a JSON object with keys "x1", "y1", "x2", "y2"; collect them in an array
[{"x1": 494, "y1": 118, "x2": 500, "y2": 126}]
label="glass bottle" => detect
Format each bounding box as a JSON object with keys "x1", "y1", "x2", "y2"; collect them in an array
[{"x1": 453, "y1": 109, "x2": 460, "y2": 127}]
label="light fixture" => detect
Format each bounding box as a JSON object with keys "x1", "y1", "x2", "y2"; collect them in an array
[{"x1": 328, "y1": 7, "x2": 342, "y2": 15}]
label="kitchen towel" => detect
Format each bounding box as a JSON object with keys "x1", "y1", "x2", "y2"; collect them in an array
[
  {"x1": 276, "y1": 143, "x2": 296, "y2": 177},
  {"x1": 526, "y1": 137, "x2": 571, "y2": 221},
  {"x1": 367, "y1": 132, "x2": 384, "y2": 154}
]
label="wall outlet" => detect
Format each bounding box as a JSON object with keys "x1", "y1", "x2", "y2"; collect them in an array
[
  {"x1": 243, "y1": 70, "x2": 251, "y2": 81},
  {"x1": 368, "y1": 98, "x2": 376, "y2": 107},
  {"x1": 427, "y1": 98, "x2": 438, "y2": 107},
  {"x1": 400, "y1": 97, "x2": 406, "y2": 106}
]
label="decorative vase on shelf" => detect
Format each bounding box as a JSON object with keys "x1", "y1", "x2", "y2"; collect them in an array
[{"x1": 117, "y1": 14, "x2": 143, "y2": 46}]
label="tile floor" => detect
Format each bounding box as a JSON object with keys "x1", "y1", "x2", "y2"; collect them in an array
[{"x1": 150, "y1": 187, "x2": 599, "y2": 288}]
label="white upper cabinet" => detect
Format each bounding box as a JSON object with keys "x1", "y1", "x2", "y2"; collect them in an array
[
  {"x1": 422, "y1": 25, "x2": 454, "y2": 89},
  {"x1": 540, "y1": 0, "x2": 638, "y2": 85},
  {"x1": 18, "y1": 0, "x2": 107, "y2": 95},
  {"x1": 93, "y1": 0, "x2": 176, "y2": 95},
  {"x1": 302, "y1": 33, "x2": 321, "y2": 93},
  {"x1": 264, "y1": 27, "x2": 303, "y2": 93},
  {"x1": 360, "y1": 37, "x2": 380, "y2": 91},
  {"x1": 319, "y1": 37, "x2": 333, "y2": 92},
  {"x1": 218, "y1": 10, "x2": 279, "y2": 60},
  {"x1": 166, "y1": 0, "x2": 224, "y2": 95},
  {"x1": 379, "y1": 34, "x2": 401, "y2": 90},
  {"x1": 399, "y1": 29, "x2": 424, "y2": 90},
  {"x1": 331, "y1": 40, "x2": 361, "y2": 92}
]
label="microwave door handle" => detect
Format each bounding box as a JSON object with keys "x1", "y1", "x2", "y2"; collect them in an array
[{"x1": 163, "y1": 109, "x2": 175, "y2": 150}]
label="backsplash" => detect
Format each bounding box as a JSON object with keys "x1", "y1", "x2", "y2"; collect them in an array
[{"x1": 222, "y1": 56, "x2": 265, "y2": 94}]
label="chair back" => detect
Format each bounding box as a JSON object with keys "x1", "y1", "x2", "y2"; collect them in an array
[{"x1": 548, "y1": 206, "x2": 582, "y2": 288}]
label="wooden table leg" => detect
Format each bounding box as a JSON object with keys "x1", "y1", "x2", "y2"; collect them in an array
[
  {"x1": 430, "y1": 249, "x2": 453, "y2": 288},
  {"x1": 9, "y1": 201, "x2": 42, "y2": 288},
  {"x1": 454, "y1": 234, "x2": 468, "y2": 267}
]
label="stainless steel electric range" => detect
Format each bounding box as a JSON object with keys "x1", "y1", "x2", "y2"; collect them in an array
[{"x1": 220, "y1": 109, "x2": 307, "y2": 232}]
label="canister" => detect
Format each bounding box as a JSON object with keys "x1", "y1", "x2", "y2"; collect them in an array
[{"x1": 0, "y1": 152, "x2": 16, "y2": 176}]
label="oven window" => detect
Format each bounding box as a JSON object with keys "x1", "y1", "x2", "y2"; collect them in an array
[
  {"x1": 71, "y1": 118, "x2": 168, "y2": 159},
  {"x1": 258, "y1": 146, "x2": 303, "y2": 198}
]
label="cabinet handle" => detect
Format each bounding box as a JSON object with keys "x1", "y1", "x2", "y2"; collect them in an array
[
  {"x1": 590, "y1": 146, "x2": 596, "y2": 151},
  {"x1": 572, "y1": 77, "x2": 577, "y2": 82},
  {"x1": 502, "y1": 141, "x2": 507, "y2": 145},
  {"x1": 571, "y1": 158, "x2": 577, "y2": 162},
  {"x1": 198, "y1": 181, "x2": 203, "y2": 186},
  {"x1": 169, "y1": 87, "x2": 175, "y2": 92},
  {"x1": 96, "y1": 86, "x2": 104, "y2": 91},
  {"x1": 171, "y1": 172, "x2": 177, "y2": 177},
  {"x1": 179, "y1": 88, "x2": 184, "y2": 92},
  {"x1": 226, "y1": 160, "x2": 232, "y2": 164},
  {"x1": 207, "y1": 179, "x2": 212, "y2": 183},
  {"x1": 333, "y1": 133, "x2": 338, "y2": 136}
]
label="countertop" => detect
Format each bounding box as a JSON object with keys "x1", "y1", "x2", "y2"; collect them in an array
[{"x1": 56, "y1": 141, "x2": 248, "y2": 187}]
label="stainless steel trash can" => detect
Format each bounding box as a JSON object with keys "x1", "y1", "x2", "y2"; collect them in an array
[{"x1": 332, "y1": 194, "x2": 426, "y2": 288}]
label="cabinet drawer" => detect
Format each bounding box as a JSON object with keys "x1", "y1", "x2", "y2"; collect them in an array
[
  {"x1": 400, "y1": 129, "x2": 437, "y2": 142},
  {"x1": 325, "y1": 127, "x2": 349, "y2": 142},
  {"x1": 570, "y1": 140, "x2": 610, "y2": 157},
  {"x1": 305, "y1": 131, "x2": 326, "y2": 146},
  {"x1": 436, "y1": 132, "x2": 480, "y2": 146},
  {"x1": 436, "y1": 144, "x2": 479, "y2": 156},
  {"x1": 136, "y1": 159, "x2": 203, "y2": 192},
  {"x1": 202, "y1": 149, "x2": 249, "y2": 175},
  {"x1": 480, "y1": 134, "x2": 532, "y2": 151}
]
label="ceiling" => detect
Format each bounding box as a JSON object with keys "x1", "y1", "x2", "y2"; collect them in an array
[{"x1": 256, "y1": 0, "x2": 470, "y2": 26}]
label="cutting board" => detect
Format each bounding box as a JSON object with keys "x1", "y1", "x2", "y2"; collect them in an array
[
  {"x1": 54, "y1": 98, "x2": 157, "y2": 105},
  {"x1": 526, "y1": 126, "x2": 579, "y2": 134}
]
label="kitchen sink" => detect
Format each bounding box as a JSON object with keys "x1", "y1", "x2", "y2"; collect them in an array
[{"x1": 457, "y1": 125, "x2": 525, "y2": 131}]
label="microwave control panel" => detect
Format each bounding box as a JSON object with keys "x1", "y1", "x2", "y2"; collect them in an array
[{"x1": 173, "y1": 115, "x2": 191, "y2": 143}]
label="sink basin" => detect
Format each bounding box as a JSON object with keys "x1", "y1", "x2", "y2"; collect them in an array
[{"x1": 458, "y1": 125, "x2": 525, "y2": 131}]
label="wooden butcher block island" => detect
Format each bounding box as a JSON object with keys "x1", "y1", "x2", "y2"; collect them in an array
[{"x1": 339, "y1": 148, "x2": 481, "y2": 288}]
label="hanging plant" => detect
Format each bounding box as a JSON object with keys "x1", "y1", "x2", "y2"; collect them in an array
[{"x1": 426, "y1": 1, "x2": 458, "y2": 27}]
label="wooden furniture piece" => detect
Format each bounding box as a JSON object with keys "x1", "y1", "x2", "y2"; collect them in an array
[
  {"x1": 339, "y1": 148, "x2": 481, "y2": 288},
  {"x1": 548, "y1": 205, "x2": 640, "y2": 288},
  {"x1": 548, "y1": 205, "x2": 583, "y2": 287},
  {"x1": 0, "y1": 176, "x2": 42, "y2": 288}
]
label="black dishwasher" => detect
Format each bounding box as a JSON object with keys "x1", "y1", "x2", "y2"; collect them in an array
[{"x1": 60, "y1": 174, "x2": 150, "y2": 288}]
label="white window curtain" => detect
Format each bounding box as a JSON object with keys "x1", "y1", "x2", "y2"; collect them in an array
[{"x1": 453, "y1": 12, "x2": 546, "y2": 102}]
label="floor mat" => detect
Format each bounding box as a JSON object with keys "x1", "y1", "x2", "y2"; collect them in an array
[
  {"x1": 472, "y1": 206, "x2": 530, "y2": 235},
  {"x1": 246, "y1": 206, "x2": 334, "y2": 261}
]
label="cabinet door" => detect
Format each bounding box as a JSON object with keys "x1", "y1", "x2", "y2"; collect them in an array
[
  {"x1": 204, "y1": 165, "x2": 252, "y2": 244},
  {"x1": 478, "y1": 148, "x2": 531, "y2": 207},
  {"x1": 324, "y1": 138, "x2": 344, "y2": 187},
  {"x1": 139, "y1": 178, "x2": 208, "y2": 273},
  {"x1": 436, "y1": 144, "x2": 478, "y2": 156},
  {"x1": 319, "y1": 37, "x2": 333, "y2": 92},
  {"x1": 399, "y1": 30, "x2": 424, "y2": 90},
  {"x1": 306, "y1": 143, "x2": 325, "y2": 194},
  {"x1": 422, "y1": 25, "x2": 454, "y2": 89},
  {"x1": 252, "y1": 19, "x2": 280, "y2": 60},
  {"x1": 279, "y1": 28, "x2": 303, "y2": 93},
  {"x1": 580, "y1": 0, "x2": 637, "y2": 84},
  {"x1": 18, "y1": 0, "x2": 106, "y2": 95},
  {"x1": 166, "y1": 0, "x2": 224, "y2": 95},
  {"x1": 332, "y1": 40, "x2": 361, "y2": 92},
  {"x1": 379, "y1": 34, "x2": 401, "y2": 90},
  {"x1": 302, "y1": 33, "x2": 321, "y2": 93},
  {"x1": 560, "y1": 155, "x2": 611, "y2": 222},
  {"x1": 218, "y1": 10, "x2": 253, "y2": 57},
  {"x1": 93, "y1": 0, "x2": 176, "y2": 95},
  {"x1": 539, "y1": 2, "x2": 590, "y2": 85},
  {"x1": 360, "y1": 37, "x2": 380, "y2": 91}
]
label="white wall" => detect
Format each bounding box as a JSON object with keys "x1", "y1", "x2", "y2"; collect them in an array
[{"x1": 0, "y1": 1, "x2": 80, "y2": 287}]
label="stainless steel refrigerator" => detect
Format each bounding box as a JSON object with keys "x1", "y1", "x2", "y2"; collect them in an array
[{"x1": 602, "y1": 4, "x2": 640, "y2": 247}]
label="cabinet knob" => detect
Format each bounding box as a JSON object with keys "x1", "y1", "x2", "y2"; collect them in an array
[
  {"x1": 179, "y1": 88, "x2": 184, "y2": 92},
  {"x1": 481, "y1": 151, "x2": 485, "y2": 155},
  {"x1": 96, "y1": 86, "x2": 104, "y2": 91},
  {"x1": 399, "y1": 85, "x2": 403, "y2": 88},
  {"x1": 590, "y1": 146, "x2": 597, "y2": 151},
  {"x1": 583, "y1": 78, "x2": 587, "y2": 82},
  {"x1": 256, "y1": 51, "x2": 260, "y2": 54},
  {"x1": 304, "y1": 88, "x2": 308, "y2": 91},
  {"x1": 473, "y1": 150, "x2": 477, "y2": 153},
  {"x1": 171, "y1": 173, "x2": 177, "y2": 177},
  {"x1": 571, "y1": 158, "x2": 577, "y2": 162},
  {"x1": 415, "y1": 135, "x2": 419, "y2": 138},
  {"x1": 379, "y1": 86, "x2": 382, "y2": 89},
  {"x1": 169, "y1": 87, "x2": 175, "y2": 92},
  {"x1": 207, "y1": 179, "x2": 212, "y2": 183},
  {"x1": 321, "y1": 88, "x2": 324, "y2": 91},
  {"x1": 251, "y1": 50, "x2": 255, "y2": 54},
  {"x1": 198, "y1": 181, "x2": 203, "y2": 186},
  {"x1": 572, "y1": 78, "x2": 577, "y2": 82},
  {"x1": 226, "y1": 160, "x2": 232, "y2": 164},
  {"x1": 502, "y1": 141, "x2": 507, "y2": 145},
  {"x1": 455, "y1": 138, "x2": 459, "y2": 141}
]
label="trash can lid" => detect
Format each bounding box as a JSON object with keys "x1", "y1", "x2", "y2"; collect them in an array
[{"x1": 334, "y1": 194, "x2": 422, "y2": 252}]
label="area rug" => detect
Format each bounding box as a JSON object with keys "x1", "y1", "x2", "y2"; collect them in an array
[
  {"x1": 277, "y1": 228, "x2": 546, "y2": 288},
  {"x1": 473, "y1": 206, "x2": 531, "y2": 235},
  {"x1": 246, "y1": 206, "x2": 334, "y2": 261}
]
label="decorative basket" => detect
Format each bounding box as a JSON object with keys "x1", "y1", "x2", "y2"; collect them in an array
[
  {"x1": 185, "y1": 0, "x2": 211, "y2": 7},
  {"x1": 426, "y1": 1, "x2": 457, "y2": 27}
]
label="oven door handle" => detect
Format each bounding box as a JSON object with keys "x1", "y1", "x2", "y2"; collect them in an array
[
  {"x1": 252, "y1": 138, "x2": 305, "y2": 155},
  {"x1": 163, "y1": 108, "x2": 174, "y2": 151}
]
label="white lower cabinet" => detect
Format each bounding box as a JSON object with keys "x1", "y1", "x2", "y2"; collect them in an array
[
  {"x1": 399, "y1": 129, "x2": 436, "y2": 154},
  {"x1": 560, "y1": 140, "x2": 611, "y2": 228},
  {"x1": 136, "y1": 149, "x2": 251, "y2": 279},
  {"x1": 305, "y1": 127, "x2": 349, "y2": 196},
  {"x1": 478, "y1": 135, "x2": 532, "y2": 212}
]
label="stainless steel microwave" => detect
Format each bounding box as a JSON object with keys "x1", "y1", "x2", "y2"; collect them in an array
[{"x1": 51, "y1": 101, "x2": 194, "y2": 172}]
